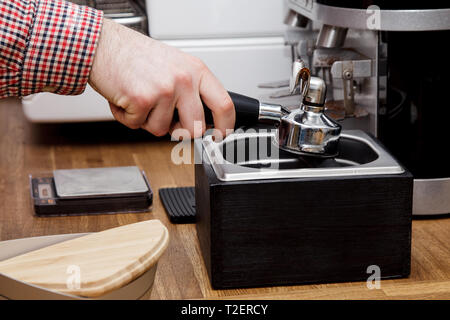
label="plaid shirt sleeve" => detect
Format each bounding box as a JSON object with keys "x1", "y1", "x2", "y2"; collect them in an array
[{"x1": 0, "y1": 0, "x2": 103, "y2": 98}]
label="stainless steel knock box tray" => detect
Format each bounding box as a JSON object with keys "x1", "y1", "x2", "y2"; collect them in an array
[
  {"x1": 194, "y1": 129, "x2": 413, "y2": 289},
  {"x1": 201, "y1": 130, "x2": 405, "y2": 181},
  {"x1": 0, "y1": 234, "x2": 156, "y2": 300}
]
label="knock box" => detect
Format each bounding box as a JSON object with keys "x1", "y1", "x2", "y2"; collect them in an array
[{"x1": 194, "y1": 130, "x2": 412, "y2": 289}]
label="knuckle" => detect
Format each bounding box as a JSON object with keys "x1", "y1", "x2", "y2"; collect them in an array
[
  {"x1": 190, "y1": 56, "x2": 207, "y2": 71},
  {"x1": 146, "y1": 122, "x2": 170, "y2": 137},
  {"x1": 152, "y1": 127, "x2": 169, "y2": 137},
  {"x1": 217, "y1": 95, "x2": 234, "y2": 115},
  {"x1": 126, "y1": 119, "x2": 142, "y2": 130},
  {"x1": 158, "y1": 82, "x2": 175, "y2": 99},
  {"x1": 176, "y1": 71, "x2": 192, "y2": 86},
  {"x1": 150, "y1": 129, "x2": 169, "y2": 137},
  {"x1": 123, "y1": 112, "x2": 146, "y2": 130},
  {"x1": 128, "y1": 91, "x2": 154, "y2": 110}
]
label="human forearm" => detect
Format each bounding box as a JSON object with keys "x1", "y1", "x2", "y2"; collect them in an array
[{"x1": 0, "y1": 0, "x2": 103, "y2": 98}]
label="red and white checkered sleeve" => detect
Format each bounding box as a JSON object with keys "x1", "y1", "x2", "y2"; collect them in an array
[{"x1": 0, "y1": 0, "x2": 103, "y2": 99}]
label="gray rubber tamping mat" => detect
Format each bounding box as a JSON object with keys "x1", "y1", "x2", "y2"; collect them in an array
[{"x1": 159, "y1": 187, "x2": 196, "y2": 223}]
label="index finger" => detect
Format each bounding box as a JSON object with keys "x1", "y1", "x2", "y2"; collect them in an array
[{"x1": 199, "y1": 70, "x2": 235, "y2": 136}]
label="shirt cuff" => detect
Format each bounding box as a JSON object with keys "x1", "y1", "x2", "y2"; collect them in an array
[{"x1": 20, "y1": 0, "x2": 103, "y2": 96}]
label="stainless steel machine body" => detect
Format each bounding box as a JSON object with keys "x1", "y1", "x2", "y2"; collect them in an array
[{"x1": 280, "y1": 0, "x2": 450, "y2": 215}]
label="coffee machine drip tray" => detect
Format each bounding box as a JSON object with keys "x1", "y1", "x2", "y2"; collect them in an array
[{"x1": 199, "y1": 130, "x2": 404, "y2": 182}]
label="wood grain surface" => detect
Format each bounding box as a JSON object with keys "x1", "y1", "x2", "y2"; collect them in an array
[
  {"x1": 0, "y1": 219, "x2": 168, "y2": 297},
  {"x1": 195, "y1": 161, "x2": 412, "y2": 289},
  {"x1": 0, "y1": 98, "x2": 449, "y2": 299}
]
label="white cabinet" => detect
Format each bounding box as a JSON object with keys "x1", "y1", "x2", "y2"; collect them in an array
[
  {"x1": 164, "y1": 37, "x2": 291, "y2": 98},
  {"x1": 23, "y1": 0, "x2": 291, "y2": 123},
  {"x1": 154, "y1": 0, "x2": 292, "y2": 99},
  {"x1": 146, "y1": 0, "x2": 287, "y2": 39},
  {"x1": 22, "y1": 84, "x2": 114, "y2": 123}
]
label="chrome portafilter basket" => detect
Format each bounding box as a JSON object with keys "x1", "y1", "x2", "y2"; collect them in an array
[{"x1": 275, "y1": 59, "x2": 342, "y2": 158}]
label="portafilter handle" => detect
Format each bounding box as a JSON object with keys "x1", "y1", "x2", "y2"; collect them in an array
[{"x1": 173, "y1": 91, "x2": 287, "y2": 129}]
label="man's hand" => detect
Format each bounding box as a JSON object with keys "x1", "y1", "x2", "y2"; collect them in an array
[{"x1": 89, "y1": 19, "x2": 235, "y2": 138}]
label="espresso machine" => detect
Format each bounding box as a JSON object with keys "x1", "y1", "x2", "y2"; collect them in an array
[{"x1": 273, "y1": 0, "x2": 450, "y2": 216}]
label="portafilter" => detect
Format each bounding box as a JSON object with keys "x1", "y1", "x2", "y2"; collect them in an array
[{"x1": 174, "y1": 59, "x2": 342, "y2": 157}]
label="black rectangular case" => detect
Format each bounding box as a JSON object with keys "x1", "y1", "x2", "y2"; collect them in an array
[
  {"x1": 195, "y1": 161, "x2": 413, "y2": 289},
  {"x1": 30, "y1": 173, "x2": 152, "y2": 216}
]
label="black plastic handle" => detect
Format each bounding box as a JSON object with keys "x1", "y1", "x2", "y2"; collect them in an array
[{"x1": 173, "y1": 91, "x2": 260, "y2": 128}]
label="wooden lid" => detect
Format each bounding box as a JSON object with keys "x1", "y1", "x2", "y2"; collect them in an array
[{"x1": 0, "y1": 220, "x2": 169, "y2": 298}]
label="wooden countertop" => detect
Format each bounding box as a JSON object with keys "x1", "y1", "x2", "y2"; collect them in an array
[{"x1": 0, "y1": 98, "x2": 449, "y2": 300}]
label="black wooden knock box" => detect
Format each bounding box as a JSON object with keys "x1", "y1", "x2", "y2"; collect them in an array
[{"x1": 194, "y1": 130, "x2": 413, "y2": 289}]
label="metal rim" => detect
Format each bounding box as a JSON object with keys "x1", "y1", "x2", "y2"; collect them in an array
[
  {"x1": 200, "y1": 130, "x2": 404, "y2": 182},
  {"x1": 288, "y1": 1, "x2": 450, "y2": 31}
]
